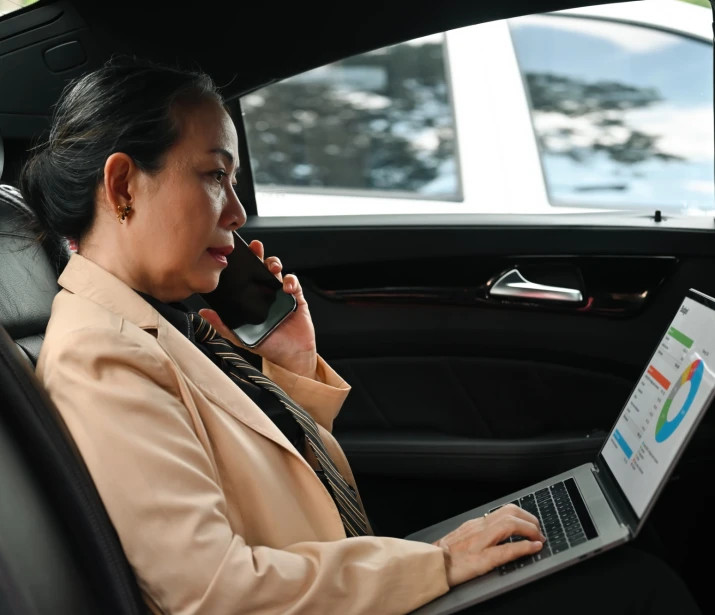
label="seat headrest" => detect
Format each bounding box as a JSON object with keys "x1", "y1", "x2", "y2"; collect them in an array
[{"x1": 0, "y1": 184, "x2": 70, "y2": 363}]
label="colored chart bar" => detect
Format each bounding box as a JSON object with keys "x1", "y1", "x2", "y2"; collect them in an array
[
  {"x1": 668, "y1": 326, "x2": 693, "y2": 349},
  {"x1": 647, "y1": 365, "x2": 671, "y2": 390},
  {"x1": 613, "y1": 429, "x2": 633, "y2": 459}
]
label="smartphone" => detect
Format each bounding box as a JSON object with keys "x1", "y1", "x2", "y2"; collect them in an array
[{"x1": 201, "y1": 232, "x2": 297, "y2": 347}]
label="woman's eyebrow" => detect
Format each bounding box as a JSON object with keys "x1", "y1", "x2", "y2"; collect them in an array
[{"x1": 210, "y1": 147, "x2": 235, "y2": 166}]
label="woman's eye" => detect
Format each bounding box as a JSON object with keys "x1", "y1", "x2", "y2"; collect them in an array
[{"x1": 212, "y1": 170, "x2": 227, "y2": 183}]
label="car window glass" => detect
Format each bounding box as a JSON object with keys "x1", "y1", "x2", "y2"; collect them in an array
[
  {"x1": 241, "y1": 1, "x2": 713, "y2": 221},
  {"x1": 0, "y1": 0, "x2": 40, "y2": 17},
  {"x1": 242, "y1": 34, "x2": 460, "y2": 208},
  {"x1": 509, "y1": 13, "x2": 714, "y2": 214}
]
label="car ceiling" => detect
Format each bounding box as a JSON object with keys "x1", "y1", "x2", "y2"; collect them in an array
[
  {"x1": 0, "y1": 0, "x2": 633, "y2": 128},
  {"x1": 67, "y1": 0, "x2": 634, "y2": 96}
]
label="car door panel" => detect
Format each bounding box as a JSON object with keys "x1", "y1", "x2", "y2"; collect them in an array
[{"x1": 241, "y1": 219, "x2": 715, "y2": 537}]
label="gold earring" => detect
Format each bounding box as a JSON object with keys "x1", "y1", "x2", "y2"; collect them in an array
[{"x1": 116, "y1": 203, "x2": 132, "y2": 223}]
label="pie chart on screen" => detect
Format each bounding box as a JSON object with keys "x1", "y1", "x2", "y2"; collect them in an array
[{"x1": 655, "y1": 359, "x2": 703, "y2": 443}]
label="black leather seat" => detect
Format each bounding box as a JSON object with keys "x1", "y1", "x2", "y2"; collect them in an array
[
  {"x1": 0, "y1": 136, "x2": 147, "y2": 613},
  {"x1": 0, "y1": 182, "x2": 67, "y2": 364}
]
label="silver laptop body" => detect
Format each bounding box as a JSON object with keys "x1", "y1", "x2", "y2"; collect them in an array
[{"x1": 407, "y1": 288, "x2": 715, "y2": 615}]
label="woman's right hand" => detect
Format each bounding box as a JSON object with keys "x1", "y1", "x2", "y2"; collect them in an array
[{"x1": 432, "y1": 504, "x2": 546, "y2": 587}]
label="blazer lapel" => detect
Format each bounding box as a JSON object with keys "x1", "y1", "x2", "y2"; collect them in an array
[
  {"x1": 157, "y1": 319, "x2": 314, "y2": 467},
  {"x1": 59, "y1": 254, "x2": 314, "y2": 470}
]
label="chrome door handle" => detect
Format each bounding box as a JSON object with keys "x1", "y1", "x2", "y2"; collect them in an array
[{"x1": 489, "y1": 268, "x2": 583, "y2": 303}]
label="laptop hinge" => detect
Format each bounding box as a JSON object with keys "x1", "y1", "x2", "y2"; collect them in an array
[{"x1": 592, "y1": 458, "x2": 639, "y2": 536}]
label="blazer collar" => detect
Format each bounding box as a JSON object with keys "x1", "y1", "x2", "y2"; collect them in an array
[
  {"x1": 58, "y1": 254, "x2": 159, "y2": 329},
  {"x1": 57, "y1": 253, "x2": 310, "y2": 465}
]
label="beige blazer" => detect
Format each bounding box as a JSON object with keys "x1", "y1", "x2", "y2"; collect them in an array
[{"x1": 36, "y1": 254, "x2": 449, "y2": 615}]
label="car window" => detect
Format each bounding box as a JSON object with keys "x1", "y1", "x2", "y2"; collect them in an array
[
  {"x1": 0, "y1": 0, "x2": 39, "y2": 17},
  {"x1": 241, "y1": 0, "x2": 713, "y2": 219},
  {"x1": 242, "y1": 34, "x2": 460, "y2": 203},
  {"x1": 508, "y1": 12, "x2": 714, "y2": 214}
]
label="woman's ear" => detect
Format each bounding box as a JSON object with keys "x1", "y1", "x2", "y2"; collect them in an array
[{"x1": 103, "y1": 153, "x2": 136, "y2": 220}]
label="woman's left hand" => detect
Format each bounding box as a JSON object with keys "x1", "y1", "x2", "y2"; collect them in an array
[{"x1": 199, "y1": 240, "x2": 318, "y2": 379}]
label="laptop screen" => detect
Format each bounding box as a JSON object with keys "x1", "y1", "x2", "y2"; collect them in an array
[{"x1": 600, "y1": 289, "x2": 715, "y2": 519}]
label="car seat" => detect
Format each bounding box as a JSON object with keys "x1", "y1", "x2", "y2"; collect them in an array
[{"x1": 0, "y1": 133, "x2": 148, "y2": 613}]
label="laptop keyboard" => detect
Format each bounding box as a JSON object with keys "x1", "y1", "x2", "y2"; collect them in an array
[{"x1": 492, "y1": 477, "x2": 598, "y2": 575}]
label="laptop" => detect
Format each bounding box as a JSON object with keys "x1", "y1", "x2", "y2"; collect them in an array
[{"x1": 406, "y1": 288, "x2": 715, "y2": 615}]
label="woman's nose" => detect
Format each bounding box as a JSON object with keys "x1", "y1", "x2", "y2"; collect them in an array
[{"x1": 224, "y1": 185, "x2": 247, "y2": 230}]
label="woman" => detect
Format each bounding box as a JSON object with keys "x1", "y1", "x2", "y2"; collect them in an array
[{"x1": 21, "y1": 56, "x2": 700, "y2": 615}]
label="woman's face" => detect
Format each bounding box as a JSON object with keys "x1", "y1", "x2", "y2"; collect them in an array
[{"x1": 121, "y1": 99, "x2": 245, "y2": 301}]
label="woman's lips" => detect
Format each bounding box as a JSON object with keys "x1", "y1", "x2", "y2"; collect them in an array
[{"x1": 207, "y1": 246, "x2": 233, "y2": 266}]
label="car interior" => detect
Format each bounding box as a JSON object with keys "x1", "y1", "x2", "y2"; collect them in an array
[{"x1": 1, "y1": 0, "x2": 714, "y2": 613}]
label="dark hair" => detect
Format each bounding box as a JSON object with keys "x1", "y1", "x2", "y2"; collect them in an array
[{"x1": 20, "y1": 55, "x2": 225, "y2": 241}]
